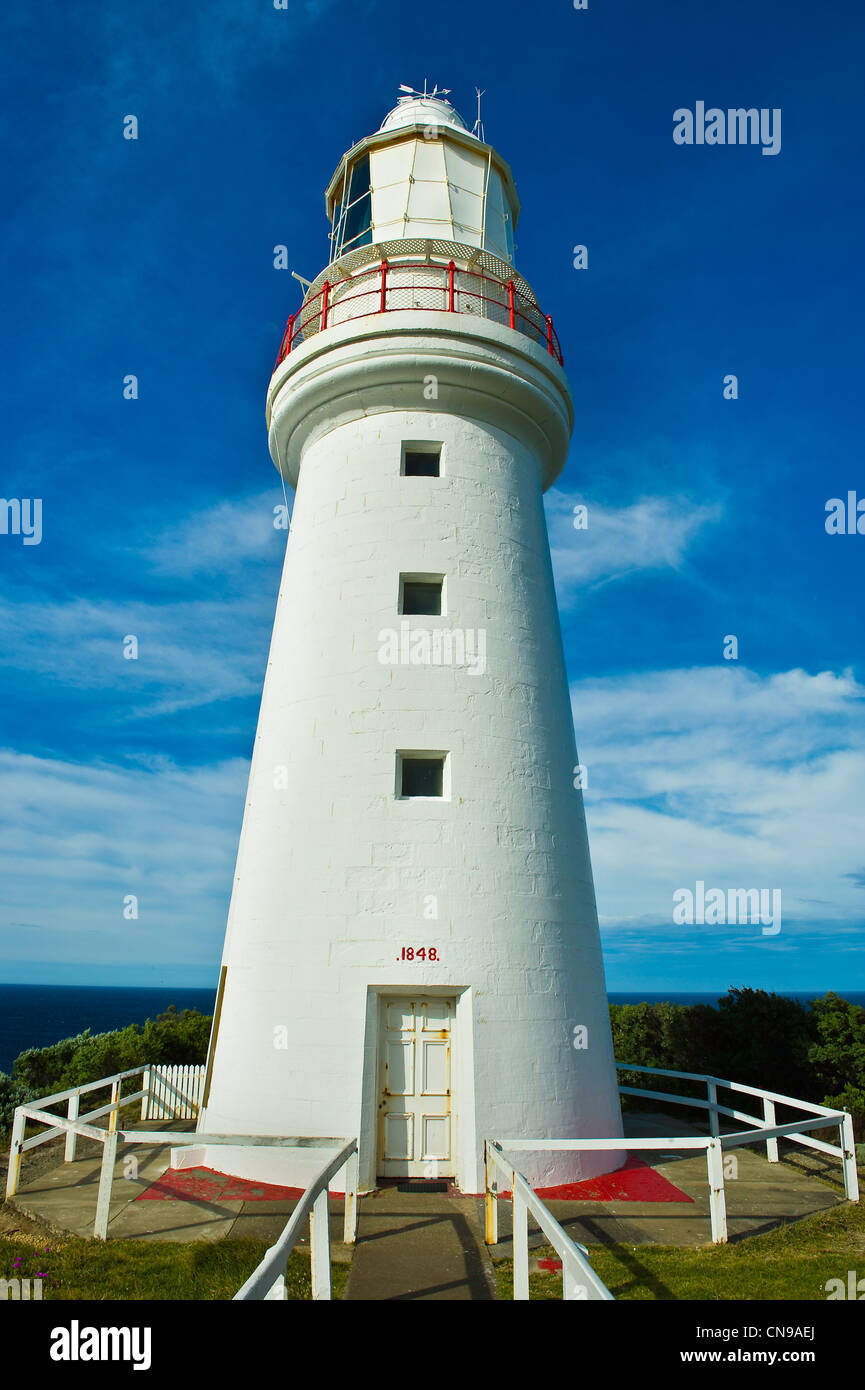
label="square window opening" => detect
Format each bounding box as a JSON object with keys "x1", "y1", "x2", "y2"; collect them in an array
[
  {"x1": 400, "y1": 576, "x2": 444, "y2": 616},
  {"x1": 398, "y1": 753, "x2": 448, "y2": 799},
  {"x1": 402, "y1": 444, "x2": 443, "y2": 477}
]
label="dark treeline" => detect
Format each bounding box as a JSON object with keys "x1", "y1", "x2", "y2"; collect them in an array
[{"x1": 611, "y1": 988, "x2": 865, "y2": 1138}]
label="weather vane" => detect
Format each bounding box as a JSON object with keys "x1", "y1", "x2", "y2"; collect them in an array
[{"x1": 397, "y1": 81, "x2": 452, "y2": 100}]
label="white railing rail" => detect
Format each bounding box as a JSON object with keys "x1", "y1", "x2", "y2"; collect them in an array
[
  {"x1": 5, "y1": 1061, "x2": 207, "y2": 1195},
  {"x1": 487, "y1": 1064, "x2": 859, "y2": 1264},
  {"x1": 6, "y1": 1064, "x2": 152, "y2": 1199},
  {"x1": 6, "y1": 1065, "x2": 356, "y2": 1248},
  {"x1": 616, "y1": 1062, "x2": 859, "y2": 1203},
  {"x1": 8, "y1": 1091, "x2": 353, "y2": 1243},
  {"x1": 233, "y1": 1140, "x2": 359, "y2": 1302},
  {"x1": 484, "y1": 1141, "x2": 614, "y2": 1301}
]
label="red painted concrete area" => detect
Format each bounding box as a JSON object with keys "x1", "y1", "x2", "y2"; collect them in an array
[
  {"x1": 137, "y1": 1155, "x2": 692, "y2": 1205},
  {"x1": 502, "y1": 1157, "x2": 693, "y2": 1203},
  {"x1": 538, "y1": 1157, "x2": 693, "y2": 1202},
  {"x1": 137, "y1": 1166, "x2": 307, "y2": 1203}
]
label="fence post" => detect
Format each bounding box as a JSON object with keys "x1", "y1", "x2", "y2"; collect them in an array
[
  {"x1": 545, "y1": 314, "x2": 554, "y2": 355},
  {"x1": 310, "y1": 1188, "x2": 332, "y2": 1300},
  {"x1": 512, "y1": 1180, "x2": 529, "y2": 1300},
  {"x1": 5, "y1": 1107, "x2": 26, "y2": 1199},
  {"x1": 94, "y1": 1131, "x2": 119, "y2": 1240},
  {"x1": 343, "y1": 1147, "x2": 359, "y2": 1245},
  {"x1": 484, "y1": 1142, "x2": 498, "y2": 1246},
  {"x1": 140, "y1": 1069, "x2": 151, "y2": 1122},
  {"x1": 507, "y1": 279, "x2": 515, "y2": 329},
  {"x1": 320, "y1": 282, "x2": 330, "y2": 332},
  {"x1": 563, "y1": 1249, "x2": 588, "y2": 1301},
  {"x1": 447, "y1": 260, "x2": 455, "y2": 313},
  {"x1": 65, "y1": 1092, "x2": 80, "y2": 1162},
  {"x1": 707, "y1": 1080, "x2": 719, "y2": 1139},
  {"x1": 706, "y1": 1139, "x2": 727, "y2": 1244},
  {"x1": 762, "y1": 1096, "x2": 778, "y2": 1162},
  {"x1": 108, "y1": 1078, "x2": 121, "y2": 1133},
  {"x1": 840, "y1": 1113, "x2": 860, "y2": 1202}
]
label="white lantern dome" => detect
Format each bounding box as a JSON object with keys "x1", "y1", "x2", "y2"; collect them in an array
[{"x1": 379, "y1": 95, "x2": 471, "y2": 136}]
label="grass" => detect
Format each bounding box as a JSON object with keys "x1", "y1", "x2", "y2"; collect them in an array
[
  {"x1": 493, "y1": 1183, "x2": 865, "y2": 1300},
  {"x1": 0, "y1": 1235, "x2": 351, "y2": 1300}
]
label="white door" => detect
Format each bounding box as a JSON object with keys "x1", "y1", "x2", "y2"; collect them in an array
[{"x1": 378, "y1": 997, "x2": 453, "y2": 1178}]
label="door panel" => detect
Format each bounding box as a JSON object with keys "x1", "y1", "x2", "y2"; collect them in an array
[
  {"x1": 421, "y1": 1114, "x2": 450, "y2": 1161},
  {"x1": 378, "y1": 996, "x2": 453, "y2": 1178},
  {"x1": 384, "y1": 1112, "x2": 413, "y2": 1161},
  {"x1": 386, "y1": 1040, "x2": 414, "y2": 1095},
  {"x1": 421, "y1": 1040, "x2": 448, "y2": 1094}
]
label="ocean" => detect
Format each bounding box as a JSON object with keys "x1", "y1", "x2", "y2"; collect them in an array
[
  {"x1": 0, "y1": 983, "x2": 217, "y2": 1076},
  {"x1": 0, "y1": 983, "x2": 862, "y2": 1078}
]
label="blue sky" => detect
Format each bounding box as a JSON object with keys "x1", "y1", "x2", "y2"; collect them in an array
[{"x1": 1, "y1": 0, "x2": 862, "y2": 992}]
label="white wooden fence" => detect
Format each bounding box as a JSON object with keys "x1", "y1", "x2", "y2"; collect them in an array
[
  {"x1": 487, "y1": 1062, "x2": 860, "y2": 1279},
  {"x1": 5, "y1": 1062, "x2": 351, "y2": 1243},
  {"x1": 140, "y1": 1065, "x2": 205, "y2": 1120}
]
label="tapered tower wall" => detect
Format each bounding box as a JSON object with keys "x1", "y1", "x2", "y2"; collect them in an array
[{"x1": 197, "y1": 313, "x2": 623, "y2": 1192}]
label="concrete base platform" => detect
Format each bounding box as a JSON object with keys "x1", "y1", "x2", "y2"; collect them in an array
[{"x1": 7, "y1": 1122, "x2": 350, "y2": 1250}]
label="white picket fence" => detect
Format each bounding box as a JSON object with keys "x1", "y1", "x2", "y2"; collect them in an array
[{"x1": 140, "y1": 1064, "x2": 205, "y2": 1120}]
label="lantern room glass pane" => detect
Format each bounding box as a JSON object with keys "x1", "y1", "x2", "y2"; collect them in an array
[{"x1": 333, "y1": 153, "x2": 372, "y2": 255}]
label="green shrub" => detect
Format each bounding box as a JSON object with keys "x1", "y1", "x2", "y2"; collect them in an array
[
  {"x1": 807, "y1": 993, "x2": 865, "y2": 1096},
  {"x1": 822, "y1": 1085, "x2": 865, "y2": 1143},
  {"x1": 0, "y1": 1071, "x2": 34, "y2": 1131},
  {"x1": 11, "y1": 1031, "x2": 93, "y2": 1094}
]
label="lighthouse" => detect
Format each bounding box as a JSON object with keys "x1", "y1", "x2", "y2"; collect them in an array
[{"x1": 195, "y1": 88, "x2": 624, "y2": 1194}]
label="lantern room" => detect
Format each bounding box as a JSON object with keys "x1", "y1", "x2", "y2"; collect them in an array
[{"x1": 325, "y1": 94, "x2": 519, "y2": 265}]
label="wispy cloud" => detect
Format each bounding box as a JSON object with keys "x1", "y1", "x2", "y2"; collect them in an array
[
  {"x1": 573, "y1": 665, "x2": 865, "y2": 941},
  {"x1": 545, "y1": 490, "x2": 722, "y2": 603},
  {"x1": 0, "y1": 751, "x2": 248, "y2": 972},
  {"x1": 146, "y1": 491, "x2": 287, "y2": 578},
  {"x1": 0, "y1": 494, "x2": 290, "y2": 720},
  {"x1": 0, "y1": 593, "x2": 268, "y2": 718}
]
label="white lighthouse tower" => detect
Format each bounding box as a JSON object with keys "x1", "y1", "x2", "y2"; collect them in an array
[{"x1": 196, "y1": 88, "x2": 623, "y2": 1194}]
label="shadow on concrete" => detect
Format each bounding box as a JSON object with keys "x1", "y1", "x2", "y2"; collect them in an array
[{"x1": 346, "y1": 1199, "x2": 494, "y2": 1301}]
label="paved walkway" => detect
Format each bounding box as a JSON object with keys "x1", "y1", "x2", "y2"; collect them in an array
[
  {"x1": 344, "y1": 1187, "x2": 495, "y2": 1300},
  {"x1": 5, "y1": 1114, "x2": 849, "y2": 1300}
]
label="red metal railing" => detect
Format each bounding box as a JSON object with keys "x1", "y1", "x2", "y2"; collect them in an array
[{"x1": 274, "y1": 259, "x2": 564, "y2": 369}]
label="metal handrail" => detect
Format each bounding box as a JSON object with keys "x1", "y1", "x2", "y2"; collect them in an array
[{"x1": 274, "y1": 257, "x2": 564, "y2": 368}]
